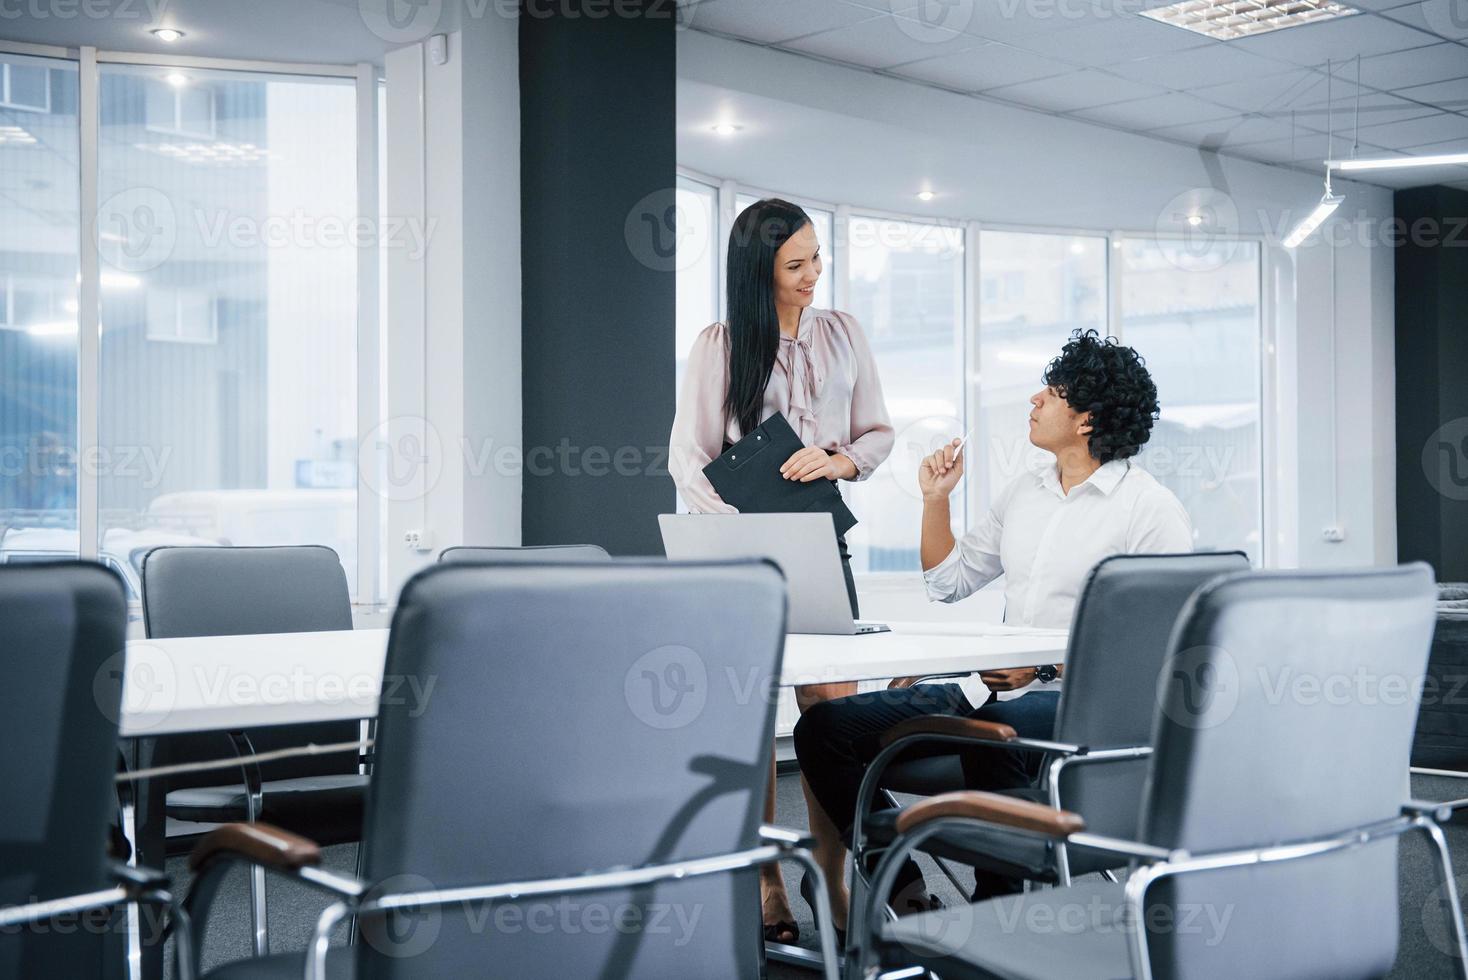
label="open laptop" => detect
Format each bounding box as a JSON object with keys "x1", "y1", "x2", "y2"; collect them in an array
[{"x1": 659, "y1": 513, "x2": 891, "y2": 635}]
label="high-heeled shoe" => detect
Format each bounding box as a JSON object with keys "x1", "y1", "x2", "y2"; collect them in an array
[{"x1": 798, "y1": 870, "x2": 846, "y2": 949}]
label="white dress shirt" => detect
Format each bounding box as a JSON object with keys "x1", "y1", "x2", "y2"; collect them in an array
[{"x1": 924, "y1": 458, "x2": 1194, "y2": 705}]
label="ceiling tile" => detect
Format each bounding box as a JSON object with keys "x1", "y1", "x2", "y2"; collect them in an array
[
  {"x1": 687, "y1": 0, "x2": 880, "y2": 44},
  {"x1": 1273, "y1": 91, "x2": 1446, "y2": 131},
  {"x1": 1224, "y1": 13, "x2": 1437, "y2": 65},
  {"x1": 782, "y1": 13, "x2": 985, "y2": 67},
  {"x1": 1102, "y1": 43, "x2": 1289, "y2": 87},
  {"x1": 1003, "y1": 14, "x2": 1214, "y2": 66},
  {"x1": 1191, "y1": 65, "x2": 1367, "y2": 113},
  {"x1": 1378, "y1": 0, "x2": 1468, "y2": 41},
  {"x1": 891, "y1": 42, "x2": 1076, "y2": 90},
  {"x1": 982, "y1": 67, "x2": 1170, "y2": 110},
  {"x1": 1067, "y1": 91, "x2": 1238, "y2": 129},
  {"x1": 1397, "y1": 74, "x2": 1468, "y2": 109},
  {"x1": 1350, "y1": 42, "x2": 1468, "y2": 89},
  {"x1": 1356, "y1": 109, "x2": 1468, "y2": 146},
  {"x1": 1149, "y1": 113, "x2": 1310, "y2": 145}
]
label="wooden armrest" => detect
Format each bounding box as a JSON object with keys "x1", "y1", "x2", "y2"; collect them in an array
[
  {"x1": 879, "y1": 714, "x2": 1017, "y2": 748},
  {"x1": 888, "y1": 676, "x2": 922, "y2": 690},
  {"x1": 189, "y1": 822, "x2": 322, "y2": 874},
  {"x1": 895, "y1": 790, "x2": 1085, "y2": 838}
]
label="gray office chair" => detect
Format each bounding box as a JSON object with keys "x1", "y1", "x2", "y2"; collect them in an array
[
  {"x1": 0, "y1": 562, "x2": 181, "y2": 979},
  {"x1": 852, "y1": 563, "x2": 1468, "y2": 980},
  {"x1": 438, "y1": 543, "x2": 611, "y2": 564},
  {"x1": 135, "y1": 545, "x2": 365, "y2": 959},
  {"x1": 180, "y1": 559, "x2": 841, "y2": 980},
  {"x1": 852, "y1": 552, "x2": 1249, "y2": 913}
]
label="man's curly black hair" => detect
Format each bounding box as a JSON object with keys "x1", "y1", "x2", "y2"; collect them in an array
[{"x1": 1041, "y1": 328, "x2": 1160, "y2": 464}]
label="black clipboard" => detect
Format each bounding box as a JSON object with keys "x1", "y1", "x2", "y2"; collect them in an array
[{"x1": 701, "y1": 412, "x2": 858, "y2": 537}]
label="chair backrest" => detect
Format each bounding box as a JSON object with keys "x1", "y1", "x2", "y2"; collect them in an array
[
  {"x1": 0, "y1": 562, "x2": 128, "y2": 977},
  {"x1": 1052, "y1": 551, "x2": 1249, "y2": 836},
  {"x1": 438, "y1": 544, "x2": 611, "y2": 564},
  {"x1": 140, "y1": 545, "x2": 356, "y2": 782},
  {"x1": 358, "y1": 559, "x2": 785, "y2": 979},
  {"x1": 1138, "y1": 564, "x2": 1436, "y2": 980}
]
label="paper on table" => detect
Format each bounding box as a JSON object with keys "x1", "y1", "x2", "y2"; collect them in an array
[{"x1": 886, "y1": 621, "x2": 1069, "y2": 639}]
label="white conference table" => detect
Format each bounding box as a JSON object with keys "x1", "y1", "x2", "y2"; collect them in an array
[{"x1": 118, "y1": 623, "x2": 1067, "y2": 737}]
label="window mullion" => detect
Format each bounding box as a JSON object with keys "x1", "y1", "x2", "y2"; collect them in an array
[{"x1": 77, "y1": 46, "x2": 100, "y2": 561}]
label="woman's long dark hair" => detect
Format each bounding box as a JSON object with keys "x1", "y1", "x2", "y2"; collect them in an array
[{"x1": 724, "y1": 198, "x2": 813, "y2": 435}]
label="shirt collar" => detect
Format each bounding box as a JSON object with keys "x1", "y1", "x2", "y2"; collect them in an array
[{"x1": 1040, "y1": 458, "x2": 1131, "y2": 497}]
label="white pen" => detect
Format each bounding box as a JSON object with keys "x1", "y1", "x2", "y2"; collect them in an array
[{"x1": 953, "y1": 427, "x2": 974, "y2": 458}]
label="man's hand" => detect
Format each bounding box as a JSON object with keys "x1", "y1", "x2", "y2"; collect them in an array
[
  {"x1": 917, "y1": 439, "x2": 964, "y2": 501},
  {"x1": 978, "y1": 668, "x2": 1038, "y2": 692},
  {"x1": 781, "y1": 448, "x2": 857, "y2": 482}
]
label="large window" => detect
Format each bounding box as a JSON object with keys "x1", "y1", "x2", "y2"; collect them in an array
[
  {"x1": 96, "y1": 65, "x2": 359, "y2": 591},
  {"x1": 844, "y1": 215, "x2": 965, "y2": 573},
  {"x1": 975, "y1": 231, "x2": 1108, "y2": 513},
  {"x1": 1, "y1": 50, "x2": 368, "y2": 601},
  {"x1": 1119, "y1": 238, "x2": 1262, "y2": 558},
  {"x1": 0, "y1": 55, "x2": 79, "y2": 561}
]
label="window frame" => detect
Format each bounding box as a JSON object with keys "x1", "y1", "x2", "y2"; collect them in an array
[
  {"x1": 0, "y1": 40, "x2": 382, "y2": 605},
  {"x1": 143, "y1": 75, "x2": 217, "y2": 139}
]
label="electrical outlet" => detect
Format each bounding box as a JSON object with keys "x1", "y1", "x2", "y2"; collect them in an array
[
  {"x1": 403, "y1": 529, "x2": 434, "y2": 552},
  {"x1": 1322, "y1": 525, "x2": 1346, "y2": 543}
]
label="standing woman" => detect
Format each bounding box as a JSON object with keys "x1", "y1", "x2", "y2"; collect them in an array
[{"x1": 669, "y1": 198, "x2": 894, "y2": 943}]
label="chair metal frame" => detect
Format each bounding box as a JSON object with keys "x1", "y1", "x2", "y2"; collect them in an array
[
  {"x1": 854, "y1": 801, "x2": 1468, "y2": 980},
  {"x1": 181, "y1": 824, "x2": 842, "y2": 980}
]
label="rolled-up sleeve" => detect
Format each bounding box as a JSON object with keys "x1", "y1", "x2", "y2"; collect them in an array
[
  {"x1": 668, "y1": 324, "x2": 738, "y2": 515},
  {"x1": 833, "y1": 312, "x2": 894, "y2": 480}
]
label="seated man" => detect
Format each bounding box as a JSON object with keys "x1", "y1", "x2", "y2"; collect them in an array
[{"x1": 794, "y1": 328, "x2": 1193, "y2": 911}]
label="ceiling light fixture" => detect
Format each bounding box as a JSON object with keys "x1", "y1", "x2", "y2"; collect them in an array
[
  {"x1": 1283, "y1": 190, "x2": 1343, "y2": 248},
  {"x1": 1328, "y1": 150, "x2": 1468, "y2": 172},
  {"x1": 917, "y1": 190, "x2": 935, "y2": 202},
  {"x1": 710, "y1": 123, "x2": 741, "y2": 136},
  {"x1": 151, "y1": 27, "x2": 184, "y2": 42},
  {"x1": 1140, "y1": 0, "x2": 1359, "y2": 41},
  {"x1": 1185, "y1": 213, "x2": 1205, "y2": 227},
  {"x1": 165, "y1": 72, "x2": 188, "y2": 87}
]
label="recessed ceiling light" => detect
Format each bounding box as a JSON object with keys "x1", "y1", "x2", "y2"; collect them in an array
[
  {"x1": 1140, "y1": 0, "x2": 1359, "y2": 41},
  {"x1": 711, "y1": 123, "x2": 741, "y2": 136},
  {"x1": 1185, "y1": 213, "x2": 1205, "y2": 226},
  {"x1": 165, "y1": 72, "x2": 188, "y2": 87},
  {"x1": 151, "y1": 27, "x2": 185, "y2": 42},
  {"x1": 917, "y1": 190, "x2": 935, "y2": 202}
]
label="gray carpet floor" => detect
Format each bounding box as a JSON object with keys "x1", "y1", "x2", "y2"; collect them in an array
[{"x1": 168, "y1": 772, "x2": 1468, "y2": 978}]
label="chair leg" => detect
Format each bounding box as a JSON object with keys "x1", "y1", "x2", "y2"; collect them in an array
[
  {"x1": 248, "y1": 865, "x2": 268, "y2": 957},
  {"x1": 1422, "y1": 819, "x2": 1468, "y2": 979}
]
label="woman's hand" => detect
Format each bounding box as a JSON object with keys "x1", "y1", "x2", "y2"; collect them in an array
[
  {"x1": 978, "y1": 668, "x2": 1038, "y2": 692},
  {"x1": 781, "y1": 448, "x2": 858, "y2": 482},
  {"x1": 917, "y1": 439, "x2": 964, "y2": 501}
]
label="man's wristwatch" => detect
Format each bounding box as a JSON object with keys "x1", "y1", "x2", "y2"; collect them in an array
[{"x1": 1034, "y1": 664, "x2": 1059, "y2": 684}]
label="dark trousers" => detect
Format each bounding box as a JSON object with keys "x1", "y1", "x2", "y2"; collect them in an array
[
  {"x1": 836, "y1": 532, "x2": 858, "y2": 619},
  {"x1": 793, "y1": 685, "x2": 1061, "y2": 898}
]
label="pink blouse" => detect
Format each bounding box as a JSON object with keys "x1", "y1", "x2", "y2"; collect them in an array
[{"x1": 669, "y1": 306, "x2": 895, "y2": 514}]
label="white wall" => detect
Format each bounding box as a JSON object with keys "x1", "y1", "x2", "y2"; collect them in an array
[
  {"x1": 678, "y1": 30, "x2": 1397, "y2": 572},
  {"x1": 383, "y1": 14, "x2": 522, "y2": 600}
]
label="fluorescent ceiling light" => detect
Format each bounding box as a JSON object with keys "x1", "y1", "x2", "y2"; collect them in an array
[
  {"x1": 1283, "y1": 192, "x2": 1343, "y2": 248},
  {"x1": 1141, "y1": 0, "x2": 1359, "y2": 40},
  {"x1": 151, "y1": 28, "x2": 184, "y2": 42},
  {"x1": 1329, "y1": 150, "x2": 1468, "y2": 172}
]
